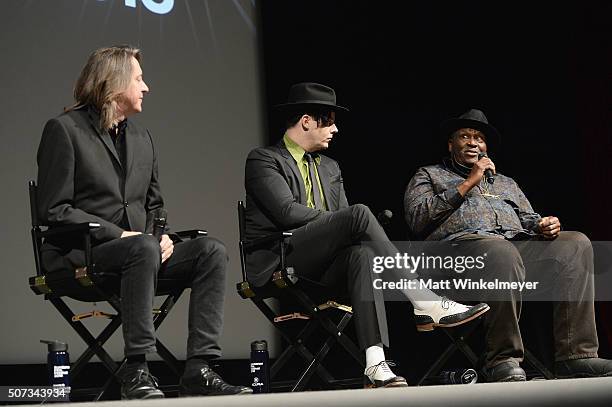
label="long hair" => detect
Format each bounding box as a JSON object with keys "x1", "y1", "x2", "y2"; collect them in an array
[{"x1": 66, "y1": 45, "x2": 141, "y2": 129}]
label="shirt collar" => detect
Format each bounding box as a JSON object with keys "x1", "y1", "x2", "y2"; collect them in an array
[
  {"x1": 283, "y1": 134, "x2": 321, "y2": 165},
  {"x1": 443, "y1": 156, "x2": 471, "y2": 178},
  {"x1": 87, "y1": 104, "x2": 129, "y2": 133}
]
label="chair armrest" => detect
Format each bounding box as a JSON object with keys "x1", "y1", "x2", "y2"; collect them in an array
[
  {"x1": 244, "y1": 231, "x2": 292, "y2": 252},
  {"x1": 39, "y1": 222, "x2": 101, "y2": 238},
  {"x1": 173, "y1": 229, "x2": 208, "y2": 240}
]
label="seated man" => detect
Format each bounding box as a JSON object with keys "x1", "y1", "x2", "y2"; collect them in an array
[
  {"x1": 36, "y1": 45, "x2": 251, "y2": 399},
  {"x1": 404, "y1": 108, "x2": 612, "y2": 381},
  {"x1": 244, "y1": 82, "x2": 489, "y2": 388}
]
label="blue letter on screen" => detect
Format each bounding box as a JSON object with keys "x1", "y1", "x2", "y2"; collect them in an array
[{"x1": 124, "y1": 0, "x2": 174, "y2": 15}]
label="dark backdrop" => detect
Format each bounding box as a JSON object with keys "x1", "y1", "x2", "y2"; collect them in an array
[{"x1": 258, "y1": 0, "x2": 611, "y2": 381}]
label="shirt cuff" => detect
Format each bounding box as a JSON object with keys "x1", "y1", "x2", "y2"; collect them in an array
[{"x1": 444, "y1": 186, "x2": 465, "y2": 209}]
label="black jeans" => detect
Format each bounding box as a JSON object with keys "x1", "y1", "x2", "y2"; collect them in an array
[
  {"x1": 286, "y1": 204, "x2": 413, "y2": 349},
  {"x1": 453, "y1": 232, "x2": 598, "y2": 368},
  {"x1": 91, "y1": 234, "x2": 228, "y2": 358}
]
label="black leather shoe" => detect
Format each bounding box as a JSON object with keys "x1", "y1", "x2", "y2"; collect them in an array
[
  {"x1": 179, "y1": 366, "x2": 253, "y2": 396},
  {"x1": 483, "y1": 361, "x2": 526, "y2": 382},
  {"x1": 555, "y1": 358, "x2": 612, "y2": 378},
  {"x1": 120, "y1": 368, "x2": 165, "y2": 400}
]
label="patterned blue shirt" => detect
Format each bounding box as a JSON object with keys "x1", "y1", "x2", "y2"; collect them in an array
[{"x1": 404, "y1": 158, "x2": 542, "y2": 241}]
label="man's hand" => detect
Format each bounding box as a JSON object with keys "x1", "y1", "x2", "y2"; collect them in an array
[
  {"x1": 457, "y1": 156, "x2": 496, "y2": 196},
  {"x1": 120, "y1": 231, "x2": 172, "y2": 262},
  {"x1": 121, "y1": 231, "x2": 142, "y2": 238},
  {"x1": 538, "y1": 216, "x2": 561, "y2": 239},
  {"x1": 160, "y1": 234, "x2": 174, "y2": 263}
]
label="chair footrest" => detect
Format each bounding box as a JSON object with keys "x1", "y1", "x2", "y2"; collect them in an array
[
  {"x1": 72, "y1": 310, "x2": 116, "y2": 321},
  {"x1": 274, "y1": 312, "x2": 310, "y2": 323},
  {"x1": 318, "y1": 300, "x2": 352, "y2": 313}
]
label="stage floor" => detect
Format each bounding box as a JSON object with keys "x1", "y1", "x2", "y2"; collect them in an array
[{"x1": 25, "y1": 377, "x2": 612, "y2": 407}]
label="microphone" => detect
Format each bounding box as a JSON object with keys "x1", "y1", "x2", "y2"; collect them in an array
[
  {"x1": 477, "y1": 152, "x2": 495, "y2": 184},
  {"x1": 377, "y1": 209, "x2": 393, "y2": 226},
  {"x1": 152, "y1": 209, "x2": 167, "y2": 242}
]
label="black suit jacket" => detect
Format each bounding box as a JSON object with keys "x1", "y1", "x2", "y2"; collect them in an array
[
  {"x1": 244, "y1": 139, "x2": 349, "y2": 286},
  {"x1": 36, "y1": 106, "x2": 163, "y2": 271}
]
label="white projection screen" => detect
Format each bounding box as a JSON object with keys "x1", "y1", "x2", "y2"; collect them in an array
[{"x1": 0, "y1": 0, "x2": 275, "y2": 363}]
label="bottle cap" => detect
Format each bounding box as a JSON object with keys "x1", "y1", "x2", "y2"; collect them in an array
[
  {"x1": 251, "y1": 340, "x2": 268, "y2": 351},
  {"x1": 40, "y1": 339, "x2": 68, "y2": 352}
]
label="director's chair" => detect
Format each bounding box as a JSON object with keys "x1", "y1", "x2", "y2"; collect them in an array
[
  {"x1": 236, "y1": 201, "x2": 364, "y2": 391},
  {"x1": 27, "y1": 180, "x2": 207, "y2": 400}
]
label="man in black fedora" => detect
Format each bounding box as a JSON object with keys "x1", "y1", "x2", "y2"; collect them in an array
[
  {"x1": 244, "y1": 83, "x2": 489, "y2": 387},
  {"x1": 404, "y1": 108, "x2": 612, "y2": 381}
]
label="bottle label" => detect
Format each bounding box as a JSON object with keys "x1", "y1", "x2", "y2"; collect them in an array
[
  {"x1": 252, "y1": 376, "x2": 264, "y2": 388},
  {"x1": 53, "y1": 366, "x2": 70, "y2": 379},
  {"x1": 250, "y1": 361, "x2": 267, "y2": 391}
]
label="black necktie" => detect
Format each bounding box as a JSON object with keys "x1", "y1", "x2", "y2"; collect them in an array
[{"x1": 304, "y1": 153, "x2": 324, "y2": 209}]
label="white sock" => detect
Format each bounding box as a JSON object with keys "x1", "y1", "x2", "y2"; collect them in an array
[
  {"x1": 364, "y1": 345, "x2": 395, "y2": 381},
  {"x1": 365, "y1": 345, "x2": 385, "y2": 368}
]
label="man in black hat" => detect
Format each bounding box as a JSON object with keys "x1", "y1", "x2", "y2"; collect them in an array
[
  {"x1": 244, "y1": 83, "x2": 489, "y2": 388},
  {"x1": 404, "y1": 108, "x2": 612, "y2": 381}
]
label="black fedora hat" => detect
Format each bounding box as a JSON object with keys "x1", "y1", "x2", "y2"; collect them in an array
[
  {"x1": 274, "y1": 82, "x2": 349, "y2": 112},
  {"x1": 440, "y1": 109, "x2": 501, "y2": 148}
]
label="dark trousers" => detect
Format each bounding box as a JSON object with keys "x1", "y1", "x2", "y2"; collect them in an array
[
  {"x1": 454, "y1": 232, "x2": 598, "y2": 368},
  {"x1": 91, "y1": 234, "x2": 228, "y2": 358},
  {"x1": 286, "y1": 204, "x2": 412, "y2": 350}
]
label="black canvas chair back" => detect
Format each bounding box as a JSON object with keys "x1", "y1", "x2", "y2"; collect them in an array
[
  {"x1": 27, "y1": 180, "x2": 205, "y2": 400},
  {"x1": 236, "y1": 200, "x2": 364, "y2": 391}
]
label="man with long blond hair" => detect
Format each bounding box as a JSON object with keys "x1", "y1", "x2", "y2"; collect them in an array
[{"x1": 36, "y1": 45, "x2": 251, "y2": 399}]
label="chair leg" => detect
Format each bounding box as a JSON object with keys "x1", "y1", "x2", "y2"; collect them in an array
[
  {"x1": 417, "y1": 339, "x2": 460, "y2": 385},
  {"x1": 252, "y1": 298, "x2": 339, "y2": 389},
  {"x1": 156, "y1": 339, "x2": 182, "y2": 377},
  {"x1": 250, "y1": 288, "x2": 365, "y2": 391},
  {"x1": 93, "y1": 290, "x2": 185, "y2": 400},
  {"x1": 153, "y1": 289, "x2": 183, "y2": 329},
  {"x1": 292, "y1": 312, "x2": 354, "y2": 392},
  {"x1": 94, "y1": 358, "x2": 127, "y2": 401},
  {"x1": 291, "y1": 289, "x2": 364, "y2": 367},
  {"x1": 447, "y1": 329, "x2": 480, "y2": 366},
  {"x1": 50, "y1": 298, "x2": 119, "y2": 377},
  {"x1": 94, "y1": 291, "x2": 184, "y2": 401},
  {"x1": 417, "y1": 323, "x2": 481, "y2": 386},
  {"x1": 270, "y1": 320, "x2": 319, "y2": 378},
  {"x1": 525, "y1": 348, "x2": 555, "y2": 379},
  {"x1": 151, "y1": 289, "x2": 184, "y2": 376}
]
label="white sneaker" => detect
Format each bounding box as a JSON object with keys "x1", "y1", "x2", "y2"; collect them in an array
[{"x1": 414, "y1": 298, "x2": 489, "y2": 332}]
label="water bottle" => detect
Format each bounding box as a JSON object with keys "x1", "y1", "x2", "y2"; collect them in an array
[
  {"x1": 40, "y1": 340, "x2": 71, "y2": 391},
  {"x1": 439, "y1": 368, "x2": 478, "y2": 384},
  {"x1": 250, "y1": 340, "x2": 270, "y2": 393}
]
